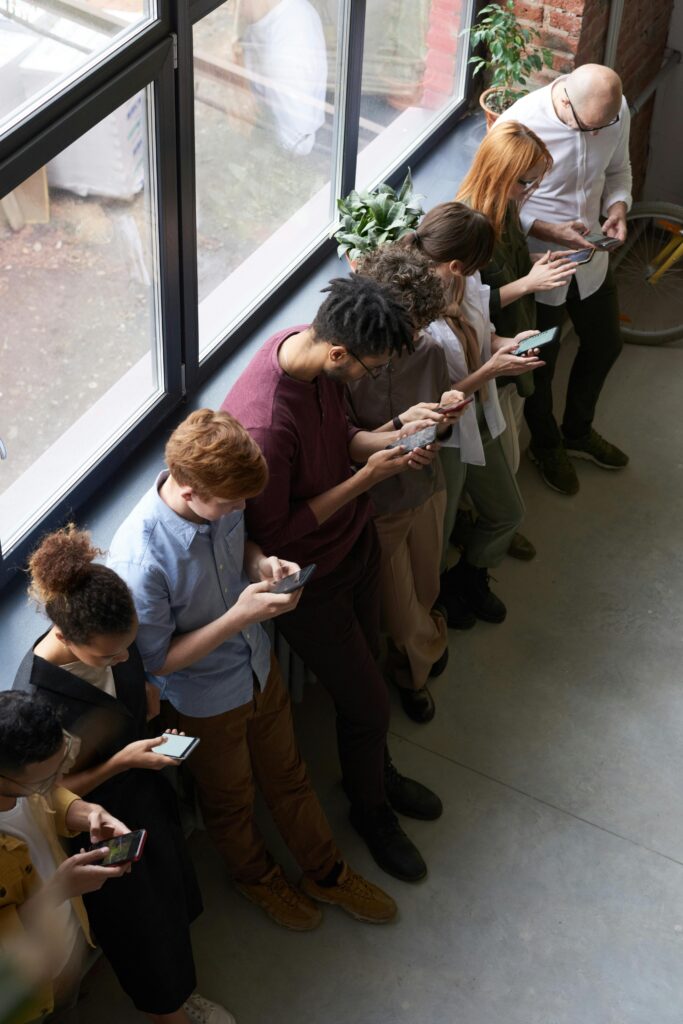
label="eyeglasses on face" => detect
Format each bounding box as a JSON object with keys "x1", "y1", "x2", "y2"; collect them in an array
[
  {"x1": 0, "y1": 733, "x2": 74, "y2": 797},
  {"x1": 564, "y1": 89, "x2": 620, "y2": 133},
  {"x1": 349, "y1": 351, "x2": 392, "y2": 380}
]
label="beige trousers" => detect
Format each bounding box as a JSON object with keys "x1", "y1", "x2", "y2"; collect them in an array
[{"x1": 374, "y1": 490, "x2": 448, "y2": 691}]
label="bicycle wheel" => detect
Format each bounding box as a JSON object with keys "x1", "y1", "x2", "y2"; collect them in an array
[{"x1": 613, "y1": 201, "x2": 683, "y2": 346}]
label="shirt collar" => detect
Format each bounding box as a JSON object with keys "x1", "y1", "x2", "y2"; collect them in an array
[{"x1": 153, "y1": 470, "x2": 211, "y2": 549}]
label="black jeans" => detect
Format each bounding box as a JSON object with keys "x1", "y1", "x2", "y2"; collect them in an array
[{"x1": 524, "y1": 266, "x2": 623, "y2": 448}]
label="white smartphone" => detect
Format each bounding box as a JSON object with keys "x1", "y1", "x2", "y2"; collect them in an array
[{"x1": 151, "y1": 734, "x2": 201, "y2": 759}]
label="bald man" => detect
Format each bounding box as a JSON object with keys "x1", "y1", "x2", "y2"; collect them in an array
[{"x1": 497, "y1": 64, "x2": 632, "y2": 495}]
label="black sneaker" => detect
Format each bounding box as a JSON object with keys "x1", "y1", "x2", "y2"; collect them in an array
[
  {"x1": 438, "y1": 570, "x2": 476, "y2": 630},
  {"x1": 397, "y1": 685, "x2": 436, "y2": 724},
  {"x1": 384, "y1": 757, "x2": 443, "y2": 821},
  {"x1": 429, "y1": 646, "x2": 449, "y2": 679},
  {"x1": 462, "y1": 563, "x2": 507, "y2": 623},
  {"x1": 349, "y1": 803, "x2": 427, "y2": 883},
  {"x1": 528, "y1": 443, "x2": 579, "y2": 495},
  {"x1": 563, "y1": 429, "x2": 629, "y2": 469}
]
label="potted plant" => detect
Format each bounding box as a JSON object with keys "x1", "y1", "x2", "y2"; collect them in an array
[
  {"x1": 467, "y1": 0, "x2": 553, "y2": 129},
  {"x1": 333, "y1": 169, "x2": 425, "y2": 267}
]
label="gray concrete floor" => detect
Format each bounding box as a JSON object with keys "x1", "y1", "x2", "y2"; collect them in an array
[{"x1": 70, "y1": 332, "x2": 683, "y2": 1024}]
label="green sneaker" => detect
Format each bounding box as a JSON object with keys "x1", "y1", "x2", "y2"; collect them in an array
[
  {"x1": 563, "y1": 429, "x2": 629, "y2": 469},
  {"x1": 528, "y1": 444, "x2": 579, "y2": 495}
]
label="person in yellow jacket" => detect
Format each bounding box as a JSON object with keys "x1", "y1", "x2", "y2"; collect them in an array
[{"x1": 0, "y1": 691, "x2": 130, "y2": 1023}]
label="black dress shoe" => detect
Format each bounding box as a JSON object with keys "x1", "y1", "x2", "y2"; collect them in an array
[
  {"x1": 462, "y1": 563, "x2": 506, "y2": 623},
  {"x1": 438, "y1": 571, "x2": 476, "y2": 630},
  {"x1": 429, "y1": 646, "x2": 449, "y2": 678},
  {"x1": 384, "y1": 757, "x2": 443, "y2": 820},
  {"x1": 349, "y1": 803, "x2": 427, "y2": 882},
  {"x1": 398, "y1": 685, "x2": 435, "y2": 724}
]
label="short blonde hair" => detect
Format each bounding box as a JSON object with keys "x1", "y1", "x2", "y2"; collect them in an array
[{"x1": 165, "y1": 409, "x2": 268, "y2": 500}]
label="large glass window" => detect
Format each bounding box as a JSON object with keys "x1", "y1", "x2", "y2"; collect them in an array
[
  {"x1": 356, "y1": 0, "x2": 472, "y2": 188},
  {"x1": 0, "y1": 86, "x2": 164, "y2": 554},
  {"x1": 193, "y1": 0, "x2": 343, "y2": 358}
]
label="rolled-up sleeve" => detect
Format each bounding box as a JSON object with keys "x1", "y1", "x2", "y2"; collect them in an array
[
  {"x1": 601, "y1": 100, "x2": 632, "y2": 216},
  {"x1": 109, "y1": 561, "x2": 175, "y2": 675}
]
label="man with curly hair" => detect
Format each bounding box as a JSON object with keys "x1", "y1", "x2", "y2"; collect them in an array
[{"x1": 348, "y1": 244, "x2": 466, "y2": 724}]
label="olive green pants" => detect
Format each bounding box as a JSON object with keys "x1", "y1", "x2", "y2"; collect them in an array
[{"x1": 440, "y1": 421, "x2": 525, "y2": 572}]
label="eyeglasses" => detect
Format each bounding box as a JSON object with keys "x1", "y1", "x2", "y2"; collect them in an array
[
  {"x1": 0, "y1": 733, "x2": 74, "y2": 797},
  {"x1": 564, "y1": 89, "x2": 620, "y2": 133},
  {"x1": 349, "y1": 352, "x2": 392, "y2": 380},
  {"x1": 516, "y1": 176, "x2": 540, "y2": 190}
]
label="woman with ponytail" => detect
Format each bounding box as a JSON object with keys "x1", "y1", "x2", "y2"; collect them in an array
[
  {"x1": 404, "y1": 202, "x2": 543, "y2": 628},
  {"x1": 13, "y1": 525, "x2": 235, "y2": 1024}
]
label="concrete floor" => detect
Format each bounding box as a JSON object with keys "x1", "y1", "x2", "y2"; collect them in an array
[{"x1": 70, "y1": 332, "x2": 683, "y2": 1024}]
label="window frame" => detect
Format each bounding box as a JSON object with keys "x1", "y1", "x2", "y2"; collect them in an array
[{"x1": 0, "y1": 0, "x2": 477, "y2": 587}]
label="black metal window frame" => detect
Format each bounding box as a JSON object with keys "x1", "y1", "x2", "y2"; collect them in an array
[{"x1": 0, "y1": 0, "x2": 475, "y2": 588}]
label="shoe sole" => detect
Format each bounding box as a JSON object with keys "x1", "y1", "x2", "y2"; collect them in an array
[
  {"x1": 527, "y1": 449, "x2": 579, "y2": 495},
  {"x1": 235, "y1": 884, "x2": 322, "y2": 931},
  {"x1": 470, "y1": 609, "x2": 506, "y2": 624},
  {"x1": 564, "y1": 448, "x2": 628, "y2": 469},
  {"x1": 301, "y1": 887, "x2": 397, "y2": 924}
]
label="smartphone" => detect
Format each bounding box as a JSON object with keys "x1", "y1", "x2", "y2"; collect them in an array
[
  {"x1": 387, "y1": 424, "x2": 438, "y2": 453},
  {"x1": 435, "y1": 397, "x2": 474, "y2": 415},
  {"x1": 90, "y1": 829, "x2": 147, "y2": 866},
  {"x1": 269, "y1": 564, "x2": 317, "y2": 594},
  {"x1": 584, "y1": 232, "x2": 621, "y2": 251},
  {"x1": 513, "y1": 326, "x2": 560, "y2": 357},
  {"x1": 151, "y1": 734, "x2": 201, "y2": 760},
  {"x1": 563, "y1": 247, "x2": 595, "y2": 265}
]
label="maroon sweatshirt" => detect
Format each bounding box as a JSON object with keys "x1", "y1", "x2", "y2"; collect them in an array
[{"x1": 222, "y1": 326, "x2": 371, "y2": 579}]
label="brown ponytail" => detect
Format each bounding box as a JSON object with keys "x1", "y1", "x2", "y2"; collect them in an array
[{"x1": 28, "y1": 524, "x2": 135, "y2": 644}]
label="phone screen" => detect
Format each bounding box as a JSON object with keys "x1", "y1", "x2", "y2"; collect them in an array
[
  {"x1": 513, "y1": 327, "x2": 559, "y2": 356},
  {"x1": 270, "y1": 564, "x2": 317, "y2": 594},
  {"x1": 387, "y1": 424, "x2": 438, "y2": 452},
  {"x1": 151, "y1": 734, "x2": 200, "y2": 759},
  {"x1": 91, "y1": 829, "x2": 147, "y2": 865},
  {"x1": 564, "y1": 248, "x2": 594, "y2": 264}
]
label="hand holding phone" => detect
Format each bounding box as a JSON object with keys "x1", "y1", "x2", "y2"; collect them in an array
[
  {"x1": 584, "y1": 231, "x2": 622, "y2": 251},
  {"x1": 89, "y1": 829, "x2": 147, "y2": 866},
  {"x1": 435, "y1": 397, "x2": 473, "y2": 415},
  {"x1": 269, "y1": 564, "x2": 317, "y2": 594},
  {"x1": 513, "y1": 326, "x2": 560, "y2": 357},
  {"x1": 150, "y1": 734, "x2": 201, "y2": 760},
  {"x1": 386, "y1": 424, "x2": 438, "y2": 452}
]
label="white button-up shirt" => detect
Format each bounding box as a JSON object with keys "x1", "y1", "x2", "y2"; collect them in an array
[{"x1": 497, "y1": 77, "x2": 632, "y2": 305}]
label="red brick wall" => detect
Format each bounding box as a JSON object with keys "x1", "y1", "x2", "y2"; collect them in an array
[{"x1": 512, "y1": 0, "x2": 675, "y2": 196}]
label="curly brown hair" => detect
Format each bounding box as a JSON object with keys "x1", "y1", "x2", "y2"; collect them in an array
[
  {"x1": 165, "y1": 408, "x2": 268, "y2": 500},
  {"x1": 28, "y1": 524, "x2": 135, "y2": 643},
  {"x1": 356, "y1": 244, "x2": 446, "y2": 329}
]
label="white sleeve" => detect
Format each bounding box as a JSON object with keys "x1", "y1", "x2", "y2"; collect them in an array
[{"x1": 601, "y1": 100, "x2": 633, "y2": 216}]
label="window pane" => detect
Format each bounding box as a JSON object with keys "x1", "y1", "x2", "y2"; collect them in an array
[
  {"x1": 356, "y1": 0, "x2": 472, "y2": 189},
  {"x1": 0, "y1": 0, "x2": 156, "y2": 136},
  {"x1": 194, "y1": 0, "x2": 341, "y2": 358},
  {"x1": 0, "y1": 87, "x2": 164, "y2": 554}
]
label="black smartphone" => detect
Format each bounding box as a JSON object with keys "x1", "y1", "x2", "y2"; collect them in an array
[
  {"x1": 269, "y1": 564, "x2": 317, "y2": 594},
  {"x1": 90, "y1": 829, "x2": 147, "y2": 865},
  {"x1": 584, "y1": 232, "x2": 621, "y2": 251},
  {"x1": 387, "y1": 424, "x2": 438, "y2": 453},
  {"x1": 513, "y1": 326, "x2": 560, "y2": 357},
  {"x1": 150, "y1": 734, "x2": 201, "y2": 759},
  {"x1": 563, "y1": 247, "x2": 595, "y2": 265},
  {"x1": 435, "y1": 397, "x2": 474, "y2": 414}
]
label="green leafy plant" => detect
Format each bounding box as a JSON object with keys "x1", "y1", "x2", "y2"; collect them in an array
[
  {"x1": 333, "y1": 170, "x2": 425, "y2": 262},
  {"x1": 467, "y1": 0, "x2": 553, "y2": 114}
]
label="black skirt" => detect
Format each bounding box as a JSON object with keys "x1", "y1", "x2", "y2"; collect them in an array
[{"x1": 68, "y1": 768, "x2": 203, "y2": 1014}]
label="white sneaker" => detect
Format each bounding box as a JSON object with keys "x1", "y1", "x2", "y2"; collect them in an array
[{"x1": 183, "y1": 993, "x2": 237, "y2": 1024}]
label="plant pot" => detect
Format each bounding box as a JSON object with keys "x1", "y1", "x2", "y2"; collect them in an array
[
  {"x1": 479, "y1": 87, "x2": 523, "y2": 131},
  {"x1": 345, "y1": 253, "x2": 358, "y2": 272}
]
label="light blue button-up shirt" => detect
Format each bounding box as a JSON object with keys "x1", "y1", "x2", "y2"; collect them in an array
[{"x1": 108, "y1": 472, "x2": 271, "y2": 717}]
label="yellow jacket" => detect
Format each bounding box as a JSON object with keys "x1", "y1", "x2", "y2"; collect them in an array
[{"x1": 0, "y1": 787, "x2": 93, "y2": 1022}]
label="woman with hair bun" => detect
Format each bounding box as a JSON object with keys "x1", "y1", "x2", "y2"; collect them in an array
[{"x1": 13, "y1": 525, "x2": 236, "y2": 1024}]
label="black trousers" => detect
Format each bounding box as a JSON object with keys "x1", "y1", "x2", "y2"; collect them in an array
[
  {"x1": 276, "y1": 521, "x2": 391, "y2": 810},
  {"x1": 524, "y1": 266, "x2": 623, "y2": 448}
]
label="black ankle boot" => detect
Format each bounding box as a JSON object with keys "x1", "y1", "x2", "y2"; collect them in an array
[
  {"x1": 438, "y1": 569, "x2": 476, "y2": 630},
  {"x1": 462, "y1": 562, "x2": 506, "y2": 623},
  {"x1": 349, "y1": 803, "x2": 427, "y2": 882},
  {"x1": 384, "y1": 755, "x2": 443, "y2": 820}
]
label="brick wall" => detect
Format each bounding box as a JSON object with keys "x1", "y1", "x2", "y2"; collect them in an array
[{"x1": 512, "y1": 0, "x2": 675, "y2": 196}]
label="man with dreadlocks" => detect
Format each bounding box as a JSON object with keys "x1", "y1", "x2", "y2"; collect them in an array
[{"x1": 223, "y1": 274, "x2": 443, "y2": 883}]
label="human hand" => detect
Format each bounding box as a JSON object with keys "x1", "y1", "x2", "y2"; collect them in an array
[
  {"x1": 55, "y1": 848, "x2": 129, "y2": 898},
  {"x1": 525, "y1": 250, "x2": 577, "y2": 291},
  {"x1": 365, "y1": 445, "x2": 416, "y2": 483},
  {"x1": 254, "y1": 555, "x2": 300, "y2": 584},
  {"x1": 115, "y1": 736, "x2": 182, "y2": 772},
  {"x1": 406, "y1": 443, "x2": 440, "y2": 471},
  {"x1": 602, "y1": 203, "x2": 628, "y2": 243},
  {"x1": 397, "y1": 402, "x2": 443, "y2": 426},
  {"x1": 550, "y1": 220, "x2": 590, "y2": 249},
  {"x1": 436, "y1": 389, "x2": 468, "y2": 426},
  {"x1": 488, "y1": 338, "x2": 545, "y2": 377},
  {"x1": 235, "y1": 579, "x2": 303, "y2": 624},
  {"x1": 87, "y1": 806, "x2": 130, "y2": 844}
]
